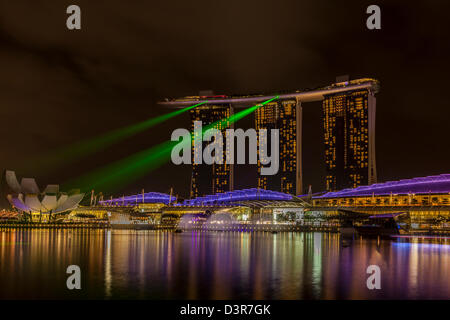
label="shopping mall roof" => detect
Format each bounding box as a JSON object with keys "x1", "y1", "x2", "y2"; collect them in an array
[
  {"x1": 315, "y1": 174, "x2": 450, "y2": 198},
  {"x1": 99, "y1": 192, "x2": 175, "y2": 205},
  {"x1": 181, "y1": 188, "x2": 293, "y2": 206}
]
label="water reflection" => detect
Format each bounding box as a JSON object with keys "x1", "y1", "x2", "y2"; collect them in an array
[{"x1": 0, "y1": 229, "x2": 449, "y2": 299}]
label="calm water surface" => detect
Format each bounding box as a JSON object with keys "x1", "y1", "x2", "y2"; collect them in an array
[{"x1": 0, "y1": 229, "x2": 449, "y2": 299}]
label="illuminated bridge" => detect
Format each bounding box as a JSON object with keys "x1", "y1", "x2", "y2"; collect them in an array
[
  {"x1": 91, "y1": 188, "x2": 308, "y2": 222},
  {"x1": 158, "y1": 79, "x2": 378, "y2": 107},
  {"x1": 159, "y1": 77, "x2": 379, "y2": 196}
]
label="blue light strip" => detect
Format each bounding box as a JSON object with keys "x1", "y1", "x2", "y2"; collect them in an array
[
  {"x1": 99, "y1": 191, "x2": 175, "y2": 205},
  {"x1": 315, "y1": 173, "x2": 450, "y2": 198}
]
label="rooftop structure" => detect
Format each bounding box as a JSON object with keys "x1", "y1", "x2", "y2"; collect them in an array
[
  {"x1": 159, "y1": 78, "x2": 380, "y2": 195},
  {"x1": 315, "y1": 174, "x2": 450, "y2": 198},
  {"x1": 181, "y1": 188, "x2": 293, "y2": 206},
  {"x1": 99, "y1": 191, "x2": 176, "y2": 206},
  {"x1": 158, "y1": 78, "x2": 379, "y2": 107}
]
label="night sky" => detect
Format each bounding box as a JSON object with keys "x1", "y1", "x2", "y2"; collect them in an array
[{"x1": 0, "y1": 1, "x2": 449, "y2": 199}]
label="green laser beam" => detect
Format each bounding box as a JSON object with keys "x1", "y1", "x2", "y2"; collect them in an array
[
  {"x1": 64, "y1": 96, "x2": 278, "y2": 194},
  {"x1": 204, "y1": 95, "x2": 278, "y2": 132},
  {"x1": 29, "y1": 101, "x2": 208, "y2": 173}
]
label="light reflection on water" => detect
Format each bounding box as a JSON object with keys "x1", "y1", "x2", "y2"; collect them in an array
[{"x1": 0, "y1": 229, "x2": 449, "y2": 299}]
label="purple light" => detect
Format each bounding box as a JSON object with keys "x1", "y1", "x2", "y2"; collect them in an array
[
  {"x1": 99, "y1": 191, "x2": 175, "y2": 205},
  {"x1": 182, "y1": 188, "x2": 292, "y2": 205}
]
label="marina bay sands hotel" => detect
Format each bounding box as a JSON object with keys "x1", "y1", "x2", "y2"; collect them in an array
[{"x1": 159, "y1": 77, "x2": 380, "y2": 198}]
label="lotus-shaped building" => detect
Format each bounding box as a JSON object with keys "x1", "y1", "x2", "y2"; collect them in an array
[{"x1": 2, "y1": 170, "x2": 84, "y2": 221}]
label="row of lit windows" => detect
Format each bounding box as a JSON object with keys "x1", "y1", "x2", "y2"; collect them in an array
[{"x1": 323, "y1": 90, "x2": 372, "y2": 191}]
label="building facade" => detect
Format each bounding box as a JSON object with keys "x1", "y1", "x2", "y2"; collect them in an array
[{"x1": 160, "y1": 78, "x2": 379, "y2": 197}]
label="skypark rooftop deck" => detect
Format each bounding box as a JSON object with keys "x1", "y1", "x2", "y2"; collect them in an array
[
  {"x1": 158, "y1": 78, "x2": 379, "y2": 108},
  {"x1": 100, "y1": 192, "x2": 175, "y2": 205}
]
